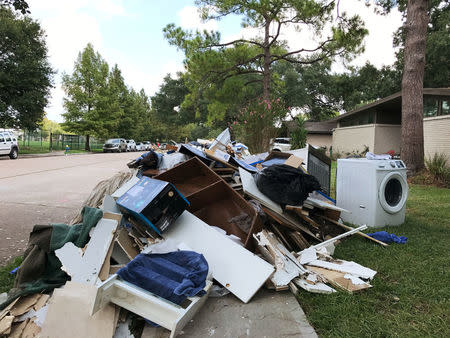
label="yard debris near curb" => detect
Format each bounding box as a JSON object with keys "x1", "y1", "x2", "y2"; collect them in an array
[{"x1": 0, "y1": 136, "x2": 381, "y2": 337}]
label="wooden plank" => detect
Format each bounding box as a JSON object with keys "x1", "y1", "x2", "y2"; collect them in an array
[
  {"x1": 204, "y1": 149, "x2": 238, "y2": 170},
  {"x1": 319, "y1": 215, "x2": 389, "y2": 247},
  {"x1": 115, "y1": 227, "x2": 139, "y2": 260},
  {"x1": 163, "y1": 211, "x2": 274, "y2": 303},
  {"x1": 9, "y1": 294, "x2": 41, "y2": 317},
  {"x1": 307, "y1": 266, "x2": 372, "y2": 293},
  {"x1": 263, "y1": 207, "x2": 319, "y2": 240},
  {"x1": 285, "y1": 205, "x2": 309, "y2": 216},
  {"x1": 55, "y1": 218, "x2": 118, "y2": 284}
]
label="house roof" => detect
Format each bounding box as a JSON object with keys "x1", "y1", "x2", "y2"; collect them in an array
[
  {"x1": 331, "y1": 88, "x2": 450, "y2": 122},
  {"x1": 285, "y1": 120, "x2": 337, "y2": 134}
]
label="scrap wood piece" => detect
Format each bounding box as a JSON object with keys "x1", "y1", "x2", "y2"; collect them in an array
[
  {"x1": 293, "y1": 277, "x2": 336, "y2": 294},
  {"x1": 284, "y1": 155, "x2": 304, "y2": 169},
  {"x1": 304, "y1": 197, "x2": 349, "y2": 213},
  {"x1": 319, "y1": 215, "x2": 389, "y2": 247},
  {"x1": 0, "y1": 297, "x2": 20, "y2": 320},
  {"x1": 306, "y1": 259, "x2": 377, "y2": 280},
  {"x1": 115, "y1": 227, "x2": 139, "y2": 260},
  {"x1": 9, "y1": 294, "x2": 42, "y2": 317},
  {"x1": 41, "y1": 282, "x2": 116, "y2": 338},
  {"x1": 307, "y1": 266, "x2": 372, "y2": 293},
  {"x1": 9, "y1": 318, "x2": 29, "y2": 338},
  {"x1": 98, "y1": 240, "x2": 114, "y2": 282},
  {"x1": 287, "y1": 231, "x2": 310, "y2": 250},
  {"x1": 33, "y1": 294, "x2": 49, "y2": 312},
  {"x1": 204, "y1": 148, "x2": 238, "y2": 170},
  {"x1": 0, "y1": 315, "x2": 14, "y2": 335},
  {"x1": 254, "y1": 230, "x2": 305, "y2": 287},
  {"x1": 285, "y1": 205, "x2": 309, "y2": 216},
  {"x1": 55, "y1": 218, "x2": 118, "y2": 284},
  {"x1": 262, "y1": 206, "x2": 319, "y2": 240},
  {"x1": 299, "y1": 225, "x2": 367, "y2": 255},
  {"x1": 21, "y1": 320, "x2": 41, "y2": 337}
]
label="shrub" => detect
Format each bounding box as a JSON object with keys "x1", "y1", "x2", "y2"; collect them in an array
[{"x1": 425, "y1": 152, "x2": 450, "y2": 184}]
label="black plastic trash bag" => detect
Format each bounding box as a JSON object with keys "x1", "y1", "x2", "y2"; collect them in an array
[{"x1": 254, "y1": 164, "x2": 321, "y2": 208}]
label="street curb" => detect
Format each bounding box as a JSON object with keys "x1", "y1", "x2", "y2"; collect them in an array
[{"x1": 19, "y1": 152, "x2": 99, "y2": 159}]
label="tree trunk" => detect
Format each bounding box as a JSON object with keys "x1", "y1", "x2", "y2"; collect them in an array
[
  {"x1": 401, "y1": 0, "x2": 428, "y2": 175},
  {"x1": 263, "y1": 18, "x2": 271, "y2": 100},
  {"x1": 85, "y1": 134, "x2": 90, "y2": 151}
]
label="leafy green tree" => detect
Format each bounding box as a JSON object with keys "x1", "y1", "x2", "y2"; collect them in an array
[
  {"x1": 61, "y1": 44, "x2": 111, "y2": 150},
  {"x1": 164, "y1": 0, "x2": 367, "y2": 130},
  {"x1": 0, "y1": 0, "x2": 29, "y2": 14},
  {"x1": 39, "y1": 117, "x2": 66, "y2": 138},
  {"x1": 0, "y1": 8, "x2": 53, "y2": 130}
]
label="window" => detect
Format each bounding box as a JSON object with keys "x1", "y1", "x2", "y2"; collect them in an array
[
  {"x1": 441, "y1": 100, "x2": 449, "y2": 116},
  {"x1": 5, "y1": 133, "x2": 11, "y2": 141},
  {"x1": 424, "y1": 97, "x2": 438, "y2": 117},
  {"x1": 0, "y1": 133, "x2": 4, "y2": 142}
]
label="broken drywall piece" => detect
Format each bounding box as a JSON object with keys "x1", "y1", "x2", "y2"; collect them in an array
[
  {"x1": 294, "y1": 278, "x2": 336, "y2": 294},
  {"x1": 306, "y1": 259, "x2": 377, "y2": 280},
  {"x1": 344, "y1": 274, "x2": 367, "y2": 285},
  {"x1": 163, "y1": 211, "x2": 274, "y2": 303},
  {"x1": 254, "y1": 230, "x2": 305, "y2": 287},
  {"x1": 299, "y1": 247, "x2": 317, "y2": 265},
  {"x1": 142, "y1": 238, "x2": 192, "y2": 255},
  {"x1": 307, "y1": 266, "x2": 372, "y2": 293},
  {"x1": 55, "y1": 218, "x2": 118, "y2": 284}
]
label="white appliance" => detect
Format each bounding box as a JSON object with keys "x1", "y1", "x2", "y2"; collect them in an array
[{"x1": 336, "y1": 158, "x2": 408, "y2": 228}]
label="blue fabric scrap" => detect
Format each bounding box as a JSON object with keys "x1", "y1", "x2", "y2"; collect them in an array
[
  {"x1": 117, "y1": 251, "x2": 209, "y2": 305},
  {"x1": 367, "y1": 231, "x2": 407, "y2": 244}
]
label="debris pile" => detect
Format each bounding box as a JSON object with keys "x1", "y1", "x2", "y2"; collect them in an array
[{"x1": 0, "y1": 132, "x2": 385, "y2": 337}]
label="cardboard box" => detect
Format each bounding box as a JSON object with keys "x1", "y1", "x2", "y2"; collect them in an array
[{"x1": 116, "y1": 177, "x2": 189, "y2": 235}]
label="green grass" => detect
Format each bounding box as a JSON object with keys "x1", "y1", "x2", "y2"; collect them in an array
[
  {"x1": 298, "y1": 184, "x2": 450, "y2": 337},
  {"x1": 0, "y1": 257, "x2": 22, "y2": 294}
]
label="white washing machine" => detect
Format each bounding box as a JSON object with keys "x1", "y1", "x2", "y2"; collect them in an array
[{"x1": 336, "y1": 158, "x2": 408, "y2": 228}]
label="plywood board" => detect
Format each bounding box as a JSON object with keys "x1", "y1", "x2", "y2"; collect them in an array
[
  {"x1": 41, "y1": 282, "x2": 115, "y2": 338},
  {"x1": 0, "y1": 315, "x2": 14, "y2": 335},
  {"x1": 163, "y1": 211, "x2": 274, "y2": 303}
]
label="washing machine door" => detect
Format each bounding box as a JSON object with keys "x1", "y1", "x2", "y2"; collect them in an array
[{"x1": 378, "y1": 172, "x2": 408, "y2": 214}]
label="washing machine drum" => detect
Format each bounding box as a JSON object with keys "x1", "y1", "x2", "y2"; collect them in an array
[{"x1": 378, "y1": 172, "x2": 408, "y2": 214}]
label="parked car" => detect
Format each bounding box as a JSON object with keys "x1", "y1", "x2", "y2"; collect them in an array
[
  {"x1": 270, "y1": 137, "x2": 292, "y2": 152},
  {"x1": 0, "y1": 131, "x2": 19, "y2": 159},
  {"x1": 126, "y1": 139, "x2": 137, "y2": 152},
  {"x1": 103, "y1": 138, "x2": 127, "y2": 153},
  {"x1": 142, "y1": 141, "x2": 151, "y2": 150},
  {"x1": 135, "y1": 142, "x2": 145, "y2": 151}
]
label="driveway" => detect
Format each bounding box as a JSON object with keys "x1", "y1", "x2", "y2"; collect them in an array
[{"x1": 0, "y1": 152, "x2": 143, "y2": 265}]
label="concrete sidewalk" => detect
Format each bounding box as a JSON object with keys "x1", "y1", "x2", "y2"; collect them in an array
[{"x1": 142, "y1": 288, "x2": 317, "y2": 338}]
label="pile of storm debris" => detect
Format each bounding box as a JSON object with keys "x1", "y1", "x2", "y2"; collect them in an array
[{"x1": 0, "y1": 130, "x2": 386, "y2": 337}]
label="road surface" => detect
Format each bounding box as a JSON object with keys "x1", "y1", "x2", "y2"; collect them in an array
[{"x1": 0, "y1": 152, "x2": 142, "y2": 265}]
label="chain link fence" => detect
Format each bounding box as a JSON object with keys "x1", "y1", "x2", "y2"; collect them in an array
[{"x1": 20, "y1": 130, "x2": 105, "y2": 152}]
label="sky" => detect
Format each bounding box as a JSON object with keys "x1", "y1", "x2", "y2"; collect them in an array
[{"x1": 27, "y1": 0, "x2": 404, "y2": 122}]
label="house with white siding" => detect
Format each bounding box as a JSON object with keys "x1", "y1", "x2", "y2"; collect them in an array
[{"x1": 330, "y1": 88, "x2": 450, "y2": 159}]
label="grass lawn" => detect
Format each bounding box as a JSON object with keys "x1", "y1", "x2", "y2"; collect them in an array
[{"x1": 298, "y1": 180, "x2": 450, "y2": 336}]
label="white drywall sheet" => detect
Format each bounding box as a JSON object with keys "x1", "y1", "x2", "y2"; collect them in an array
[{"x1": 163, "y1": 211, "x2": 274, "y2": 303}]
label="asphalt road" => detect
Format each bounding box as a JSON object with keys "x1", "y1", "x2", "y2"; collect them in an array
[{"x1": 0, "y1": 152, "x2": 142, "y2": 265}]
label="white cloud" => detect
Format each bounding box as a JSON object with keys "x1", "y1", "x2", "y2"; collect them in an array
[{"x1": 178, "y1": 5, "x2": 218, "y2": 31}]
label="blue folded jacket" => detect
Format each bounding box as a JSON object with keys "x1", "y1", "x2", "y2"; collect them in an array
[{"x1": 117, "y1": 251, "x2": 208, "y2": 305}]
